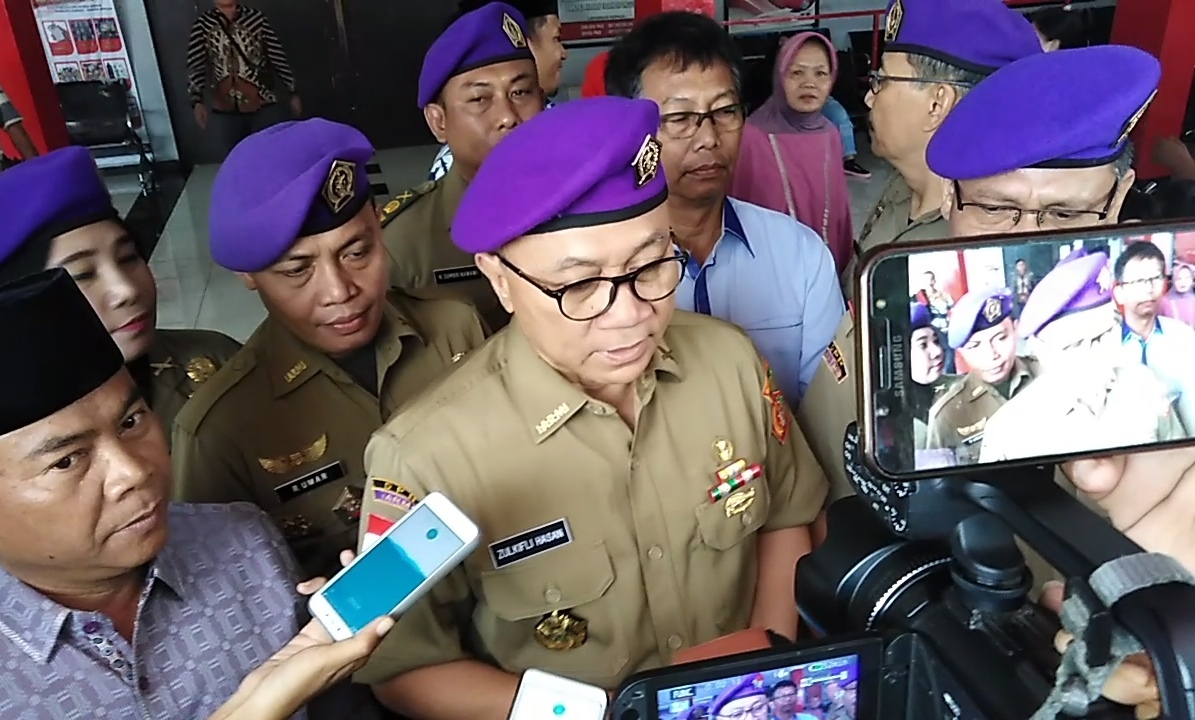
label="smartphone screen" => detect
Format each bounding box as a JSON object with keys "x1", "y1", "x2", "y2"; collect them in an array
[
  {"x1": 861, "y1": 222, "x2": 1195, "y2": 479},
  {"x1": 320, "y1": 501, "x2": 466, "y2": 634}
]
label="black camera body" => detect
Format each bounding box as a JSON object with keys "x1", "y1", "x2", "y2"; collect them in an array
[{"x1": 798, "y1": 496, "x2": 1129, "y2": 719}]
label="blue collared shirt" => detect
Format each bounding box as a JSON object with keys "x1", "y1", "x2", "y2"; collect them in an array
[
  {"x1": 0, "y1": 503, "x2": 304, "y2": 720},
  {"x1": 676, "y1": 198, "x2": 845, "y2": 402},
  {"x1": 429, "y1": 99, "x2": 556, "y2": 181},
  {"x1": 1120, "y1": 315, "x2": 1195, "y2": 431}
]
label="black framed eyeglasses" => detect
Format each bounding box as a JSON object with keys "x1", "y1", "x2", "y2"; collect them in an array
[
  {"x1": 658, "y1": 103, "x2": 745, "y2": 140},
  {"x1": 867, "y1": 70, "x2": 975, "y2": 95},
  {"x1": 496, "y1": 250, "x2": 688, "y2": 322},
  {"x1": 952, "y1": 179, "x2": 1118, "y2": 231}
]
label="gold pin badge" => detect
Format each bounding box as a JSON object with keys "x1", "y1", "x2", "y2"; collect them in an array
[
  {"x1": 451, "y1": 352, "x2": 466, "y2": 363},
  {"x1": 502, "y1": 12, "x2": 527, "y2": 48},
  {"x1": 535, "y1": 610, "x2": 588, "y2": 651},
  {"x1": 258, "y1": 434, "x2": 329, "y2": 474},
  {"x1": 712, "y1": 438, "x2": 734, "y2": 463},
  {"x1": 982, "y1": 297, "x2": 1003, "y2": 323},
  {"x1": 186, "y1": 356, "x2": 218, "y2": 384},
  {"x1": 279, "y1": 515, "x2": 316, "y2": 540},
  {"x1": 322, "y1": 159, "x2": 356, "y2": 214},
  {"x1": 150, "y1": 357, "x2": 176, "y2": 377},
  {"x1": 284, "y1": 360, "x2": 309, "y2": 384},
  {"x1": 884, "y1": 0, "x2": 903, "y2": 42},
  {"x1": 725, "y1": 486, "x2": 756, "y2": 518},
  {"x1": 1118, "y1": 90, "x2": 1156, "y2": 146},
  {"x1": 632, "y1": 135, "x2": 661, "y2": 188}
]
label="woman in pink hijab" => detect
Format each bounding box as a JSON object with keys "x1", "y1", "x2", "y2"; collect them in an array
[{"x1": 729, "y1": 32, "x2": 854, "y2": 273}]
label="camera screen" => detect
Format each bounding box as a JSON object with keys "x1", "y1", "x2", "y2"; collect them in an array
[
  {"x1": 654, "y1": 653, "x2": 859, "y2": 720},
  {"x1": 865, "y1": 226, "x2": 1195, "y2": 477}
]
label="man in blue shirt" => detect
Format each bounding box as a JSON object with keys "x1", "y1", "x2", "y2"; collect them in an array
[
  {"x1": 428, "y1": 0, "x2": 566, "y2": 181},
  {"x1": 605, "y1": 11, "x2": 844, "y2": 403}
]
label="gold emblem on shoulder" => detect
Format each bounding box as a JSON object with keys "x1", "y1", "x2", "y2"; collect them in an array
[
  {"x1": 502, "y1": 12, "x2": 527, "y2": 48},
  {"x1": 185, "y1": 356, "x2": 218, "y2": 384},
  {"x1": 258, "y1": 434, "x2": 329, "y2": 474},
  {"x1": 712, "y1": 438, "x2": 734, "y2": 463},
  {"x1": 884, "y1": 0, "x2": 903, "y2": 42},
  {"x1": 725, "y1": 486, "x2": 756, "y2": 517},
  {"x1": 322, "y1": 159, "x2": 357, "y2": 214},
  {"x1": 632, "y1": 135, "x2": 662, "y2": 188},
  {"x1": 535, "y1": 402, "x2": 571, "y2": 436},
  {"x1": 150, "y1": 357, "x2": 177, "y2": 377},
  {"x1": 535, "y1": 610, "x2": 588, "y2": 650},
  {"x1": 451, "y1": 352, "x2": 466, "y2": 363},
  {"x1": 1118, "y1": 90, "x2": 1156, "y2": 146},
  {"x1": 982, "y1": 297, "x2": 1003, "y2": 323},
  {"x1": 284, "y1": 360, "x2": 309, "y2": 384},
  {"x1": 958, "y1": 418, "x2": 986, "y2": 437}
]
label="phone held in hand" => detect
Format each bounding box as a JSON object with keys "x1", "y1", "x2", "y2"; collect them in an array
[
  {"x1": 308, "y1": 492, "x2": 480, "y2": 641},
  {"x1": 856, "y1": 220, "x2": 1195, "y2": 480},
  {"x1": 508, "y1": 669, "x2": 608, "y2": 720}
]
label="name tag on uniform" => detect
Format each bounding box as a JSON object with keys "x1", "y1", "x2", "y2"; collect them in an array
[
  {"x1": 274, "y1": 461, "x2": 346, "y2": 503},
  {"x1": 433, "y1": 265, "x2": 482, "y2": 284},
  {"x1": 489, "y1": 519, "x2": 573, "y2": 569}
]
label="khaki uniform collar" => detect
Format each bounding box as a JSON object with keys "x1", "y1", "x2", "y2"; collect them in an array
[
  {"x1": 888, "y1": 176, "x2": 943, "y2": 229},
  {"x1": 504, "y1": 319, "x2": 684, "y2": 443},
  {"x1": 264, "y1": 299, "x2": 423, "y2": 399}
]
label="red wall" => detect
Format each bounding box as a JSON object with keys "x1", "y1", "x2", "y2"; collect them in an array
[{"x1": 0, "y1": 0, "x2": 68, "y2": 156}]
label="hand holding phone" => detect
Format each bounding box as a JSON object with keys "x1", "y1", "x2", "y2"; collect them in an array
[
  {"x1": 508, "y1": 669, "x2": 608, "y2": 720},
  {"x1": 308, "y1": 492, "x2": 480, "y2": 640}
]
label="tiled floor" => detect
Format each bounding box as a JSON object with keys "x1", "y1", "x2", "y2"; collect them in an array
[{"x1": 138, "y1": 138, "x2": 890, "y2": 343}]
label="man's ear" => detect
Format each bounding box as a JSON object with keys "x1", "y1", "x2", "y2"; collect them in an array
[
  {"x1": 237, "y1": 271, "x2": 258, "y2": 291},
  {"x1": 424, "y1": 103, "x2": 449, "y2": 144},
  {"x1": 475, "y1": 253, "x2": 514, "y2": 313},
  {"x1": 1108, "y1": 168, "x2": 1137, "y2": 223},
  {"x1": 924, "y1": 84, "x2": 960, "y2": 133},
  {"x1": 1045, "y1": 39, "x2": 1061, "y2": 53}
]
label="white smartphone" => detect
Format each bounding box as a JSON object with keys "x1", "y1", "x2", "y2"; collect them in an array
[
  {"x1": 308, "y1": 492, "x2": 480, "y2": 641},
  {"x1": 508, "y1": 669, "x2": 608, "y2": 720}
]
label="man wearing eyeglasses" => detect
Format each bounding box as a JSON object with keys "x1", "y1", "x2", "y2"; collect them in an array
[
  {"x1": 353, "y1": 97, "x2": 828, "y2": 718},
  {"x1": 604, "y1": 11, "x2": 845, "y2": 405},
  {"x1": 798, "y1": 0, "x2": 1042, "y2": 507}
]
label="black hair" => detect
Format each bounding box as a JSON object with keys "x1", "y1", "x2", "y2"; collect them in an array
[
  {"x1": 905, "y1": 54, "x2": 985, "y2": 100},
  {"x1": 1114, "y1": 240, "x2": 1166, "y2": 281},
  {"x1": 769, "y1": 680, "x2": 798, "y2": 699},
  {"x1": 604, "y1": 11, "x2": 742, "y2": 99},
  {"x1": 453, "y1": 0, "x2": 556, "y2": 33},
  {"x1": 1027, "y1": 6, "x2": 1092, "y2": 50}
]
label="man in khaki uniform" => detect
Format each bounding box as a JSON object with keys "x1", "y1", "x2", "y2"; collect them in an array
[
  {"x1": 797, "y1": 0, "x2": 1044, "y2": 502},
  {"x1": 172, "y1": 119, "x2": 487, "y2": 577},
  {"x1": 839, "y1": 0, "x2": 1044, "y2": 298},
  {"x1": 355, "y1": 97, "x2": 828, "y2": 717},
  {"x1": 0, "y1": 145, "x2": 241, "y2": 443},
  {"x1": 924, "y1": 288, "x2": 1038, "y2": 464},
  {"x1": 379, "y1": 2, "x2": 545, "y2": 332}
]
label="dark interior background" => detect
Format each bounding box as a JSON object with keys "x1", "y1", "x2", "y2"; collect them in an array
[{"x1": 145, "y1": 0, "x2": 455, "y2": 166}]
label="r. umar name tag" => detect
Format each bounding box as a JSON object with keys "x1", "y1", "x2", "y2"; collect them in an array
[
  {"x1": 489, "y1": 518, "x2": 572, "y2": 569},
  {"x1": 433, "y1": 265, "x2": 482, "y2": 285},
  {"x1": 274, "y1": 461, "x2": 346, "y2": 503}
]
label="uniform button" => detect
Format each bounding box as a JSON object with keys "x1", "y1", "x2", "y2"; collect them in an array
[
  {"x1": 138, "y1": 676, "x2": 150, "y2": 692},
  {"x1": 741, "y1": 511, "x2": 754, "y2": 526},
  {"x1": 82, "y1": 621, "x2": 101, "y2": 634},
  {"x1": 544, "y1": 587, "x2": 562, "y2": 604},
  {"x1": 647, "y1": 546, "x2": 664, "y2": 561},
  {"x1": 667, "y1": 634, "x2": 684, "y2": 650}
]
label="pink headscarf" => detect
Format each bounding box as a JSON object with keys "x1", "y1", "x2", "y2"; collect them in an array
[{"x1": 747, "y1": 32, "x2": 837, "y2": 135}]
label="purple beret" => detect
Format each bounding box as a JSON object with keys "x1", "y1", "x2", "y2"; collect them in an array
[
  {"x1": 209, "y1": 119, "x2": 375, "y2": 273},
  {"x1": 882, "y1": 0, "x2": 1042, "y2": 75},
  {"x1": 418, "y1": 2, "x2": 534, "y2": 108},
  {"x1": 453, "y1": 96, "x2": 667, "y2": 254},
  {"x1": 1018, "y1": 250, "x2": 1112, "y2": 339},
  {"x1": 711, "y1": 674, "x2": 767, "y2": 716},
  {"x1": 0, "y1": 146, "x2": 116, "y2": 268},
  {"x1": 947, "y1": 287, "x2": 1013, "y2": 349},
  {"x1": 0, "y1": 268, "x2": 124, "y2": 435},
  {"x1": 911, "y1": 302, "x2": 933, "y2": 331},
  {"x1": 928, "y1": 46, "x2": 1161, "y2": 181}
]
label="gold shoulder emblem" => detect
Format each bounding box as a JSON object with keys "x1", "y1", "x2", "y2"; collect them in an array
[
  {"x1": 283, "y1": 360, "x2": 308, "y2": 384},
  {"x1": 185, "y1": 356, "x2": 219, "y2": 384},
  {"x1": 378, "y1": 181, "x2": 436, "y2": 227},
  {"x1": 258, "y1": 434, "x2": 328, "y2": 474}
]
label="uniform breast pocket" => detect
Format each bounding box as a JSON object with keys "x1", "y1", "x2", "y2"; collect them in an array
[
  {"x1": 474, "y1": 541, "x2": 626, "y2": 686},
  {"x1": 693, "y1": 479, "x2": 771, "y2": 632}
]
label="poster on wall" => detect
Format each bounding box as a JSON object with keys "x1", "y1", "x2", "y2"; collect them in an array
[
  {"x1": 558, "y1": 0, "x2": 636, "y2": 41},
  {"x1": 31, "y1": 0, "x2": 143, "y2": 128}
]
